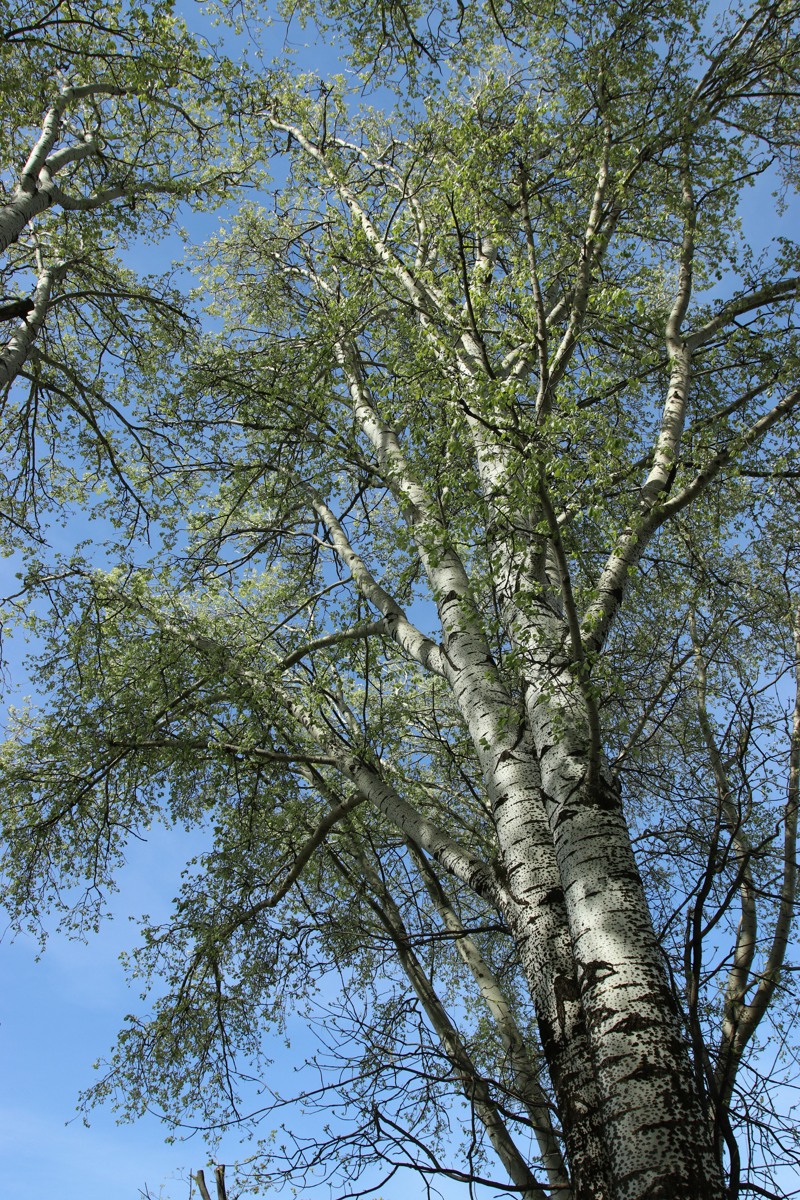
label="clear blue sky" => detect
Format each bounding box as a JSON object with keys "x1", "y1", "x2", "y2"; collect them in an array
[
  {"x1": 1, "y1": 6, "x2": 799, "y2": 1200},
  {"x1": 0, "y1": 825, "x2": 210, "y2": 1200}
]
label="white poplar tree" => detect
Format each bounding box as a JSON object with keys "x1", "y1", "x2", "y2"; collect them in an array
[{"x1": 1, "y1": 2, "x2": 799, "y2": 1199}]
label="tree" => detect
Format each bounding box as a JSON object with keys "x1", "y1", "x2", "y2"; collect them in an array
[
  {"x1": 0, "y1": 0, "x2": 240, "y2": 540},
  {"x1": 1, "y1": 2, "x2": 800, "y2": 1199}
]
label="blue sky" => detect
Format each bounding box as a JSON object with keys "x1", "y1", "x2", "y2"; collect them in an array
[
  {"x1": 2, "y1": 5, "x2": 800, "y2": 1200},
  {"x1": 0, "y1": 826, "x2": 207, "y2": 1200}
]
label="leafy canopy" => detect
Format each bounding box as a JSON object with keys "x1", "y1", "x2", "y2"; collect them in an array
[{"x1": 1, "y1": 1, "x2": 800, "y2": 1198}]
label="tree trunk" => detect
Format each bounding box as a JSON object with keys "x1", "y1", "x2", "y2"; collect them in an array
[
  {"x1": 524, "y1": 664, "x2": 726, "y2": 1200},
  {"x1": 430, "y1": 582, "x2": 614, "y2": 1197}
]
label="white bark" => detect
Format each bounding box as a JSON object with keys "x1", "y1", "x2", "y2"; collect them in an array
[
  {"x1": 0, "y1": 265, "x2": 61, "y2": 388},
  {"x1": 302, "y1": 484, "x2": 446, "y2": 677},
  {"x1": 454, "y1": 381, "x2": 722, "y2": 1195},
  {"x1": 417, "y1": 552, "x2": 612, "y2": 1196},
  {"x1": 331, "y1": 338, "x2": 611, "y2": 1194},
  {"x1": 514, "y1": 633, "x2": 724, "y2": 1199},
  {"x1": 0, "y1": 84, "x2": 127, "y2": 253}
]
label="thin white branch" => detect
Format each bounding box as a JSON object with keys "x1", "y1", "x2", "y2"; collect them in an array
[{"x1": 302, "y1": 483, "x2": 446, "y2": 677}]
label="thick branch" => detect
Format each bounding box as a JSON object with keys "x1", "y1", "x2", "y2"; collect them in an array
[
  {"x1": 334, "y1": 340, "x2": 438, "y2": 520},
  {"x1": 330, "y1": 844, "x2": 548, "y2": 1200},
  {"x1": 406, "y1": 841, "x2": 570, "y2": 1194},
  {"x1": 688, "y1": 276, "x2": 800, "y2": 349},
  {"x1": 302, "y1": 483, "x2": 445, "y2": 677},
  {"x1": 582, "y1": 383, "x2": 800, "y2": 653},
  {"x1": 277, "y1": 620, "x2": 386, "y2": 669},
  {"x1": 0, "y1": 265, "x2": 61, "y2": 387},
  {"x1": 544, "y1": 125, "x2": 614, "y2": 404}
]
